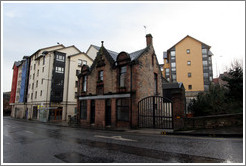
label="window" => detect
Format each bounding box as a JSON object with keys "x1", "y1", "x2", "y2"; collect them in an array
[
  {"x1": 34, "y1": 64, "x2": 36, "y2": 70},
  {"x1": 80, "y1": 100, "x2": 87, "y2": 120},
  {"x1": 152, "y1": 54, "x2": 154, "y2": 66},
  {"x1": 186, "y1": 49, "x2": 190, "y2": 54},
  {"x1": 172, "y1": 74, "x2": 176, "y2": 82},
  {"x1": 188, "y1": 73, "x2": 192, "y2": 77},
  {"x1": 41, "y1": 79, "x2": 43, "y2": 84},
  {"x1": 75, "y1": 92, "x2": 77, "y2": 98},
  {"x1": 170, "y1": 51, "x2": 175, "y2": 60},
  {"x1": 202, "y1": 49, "x2": 207, "y2": 54},
  {"x1": 33, "y1": 73, "x2": 35, "y2": 80},
  {"x1": 82, "y1": 60, "x2": 87, "y2": 65},
  {"x1": 204, "y1": 73, "x2": 209, "y2": 78},
  {"x1": 187, "y1": 61, "x2": 191, "y2": 65},
  {"x1": 98, "y1": 70, "x2": 103, "y2": 81},
  {"x1": 37, "y1": 70, "x2": 39, "y2": 77},
  {"x1": 117, "y1": 99, "x2": 129, "y2": 121},
  {"x1": 203, "y1": 60, "x2": 208, "y2": 66},
  {"x1": 32, "y1": 83, "x2": 34, "y2": 90},
  {"x1": 55, "y1": 67, "x2": 64, "y2": 73},
  {"x1": 83, "y1": 76, "x2": 87, "y2": 92},
  {"x1": 74, "y1": 107, "x2": 77, "y2": 114},
  {"x1": 30, "y1": 65, "x2": 32, "y2": 70},
  {"x1": 171, "y1": 62, "x2": 176, "y2": 68},
  {"x1": 35, "y1": 91, "x2": 37, "y2": 99},
  {"x1": 75, "y1": 81, "x2": 78, "y2": 88},
  {"x1": 209, "y1": 76, "x2": 213, "y2": 82},
  {"x1": 76, "y1": 70, "x2": 80, "y2": 76},
  {"x1": 56, "y1": 55, "x2": 64, "y2": 62},
  {"x1": 31, "y1": 93, "x2": 33, "y2": 99},
  {"x1": 119, "y1": 66, "x2": 127, "y2": 87},
  {"x1": 188, "y1": 85, "x2": 192, "y2": 90},
  {"x1": 202, "y1": 54, "x2": 208, "y2": 58},
  {"x1": 40, "y1": 90, "x2": 42, "y2": 96},
  {"x1": 154, "y1": 73, "x2": 158, "y2": 94},
  {"x1": 36, "y1": 80, "x2": 38, "y2": 88},
  {"x1": 42, "y1": 67, "x2": 44, "y2": 72},
  {"x1": 165, "y1": 68, "x2": 170, "y2": 76},
  {"x1": 43, "y1": 56, "x2": 45, "y2": 65},
  {"x1": 78, "y1": 59, "x2": 82, "y2": 66}
]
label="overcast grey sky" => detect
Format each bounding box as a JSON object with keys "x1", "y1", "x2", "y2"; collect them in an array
[{"x1": 2, "y1": 1, "x2": 245, "y2": 92}]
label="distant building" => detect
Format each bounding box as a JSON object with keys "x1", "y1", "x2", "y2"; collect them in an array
[
  {"x1": 163, "y1": 35, "x2": 214, "y2": 113},
  {"x1": 213, "y1": 72, "x2": 229, "y2": 87},
  {"x1": 10, "y1": 44, "x2": 93, "y2": 121}
]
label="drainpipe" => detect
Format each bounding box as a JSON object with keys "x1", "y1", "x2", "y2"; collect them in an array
[
  {"x1": 130, "y1": 63, "x2": 133, "y2": 128},
  {"x1": 65, "y1": 56, "x2": 71, "y2": 121}
]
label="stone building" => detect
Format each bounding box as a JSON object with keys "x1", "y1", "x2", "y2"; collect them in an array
[{"x1": 77, "y1": 34, "x2": 163, "y2": 129}]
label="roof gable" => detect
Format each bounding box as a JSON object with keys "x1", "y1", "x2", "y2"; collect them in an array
[{"x1": 167, "y1": 35, "x2": 211, "y2": 51}]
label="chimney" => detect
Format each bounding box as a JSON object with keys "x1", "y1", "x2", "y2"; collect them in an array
[{"x1": 146, "y1": 34, "x2": 153, "y2": 47}]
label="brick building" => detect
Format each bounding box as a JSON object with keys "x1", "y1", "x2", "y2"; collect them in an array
[{"x1": 77, "y1": 34, "x2": 163, "y2": 129}]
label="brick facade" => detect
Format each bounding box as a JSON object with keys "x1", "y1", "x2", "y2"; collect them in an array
[{"x1": 77, "y1": 34, "x2": 163, "y2": 129}]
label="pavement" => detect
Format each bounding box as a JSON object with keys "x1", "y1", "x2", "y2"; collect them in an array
[{"x1": 5, "y1": 116, "x2": 244, "y2": 138}]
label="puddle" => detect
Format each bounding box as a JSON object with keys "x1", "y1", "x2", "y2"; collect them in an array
[{"x1": 55, "y1": 152, "x2": 114, "y2": 163}]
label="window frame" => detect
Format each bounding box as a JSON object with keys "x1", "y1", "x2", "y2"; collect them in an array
[{"x1": 116, "y1": 99, "x2": 129, "y2": 121}]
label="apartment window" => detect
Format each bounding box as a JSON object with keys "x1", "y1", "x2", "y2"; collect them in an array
[
  {"x1": 37, "y1": 70, "x2": 39, "y2": 77},
  {"x1": 186, "y1": 49, "x2": 190, "y2": 54},
  {"x1": 203, "y1": 60, "x2": 208, "y2": 66},
  {"x1": 187, "y1": 61, "x2": 191, "y2": 66},
  {"x1": 55, "y1": 67, "x2": 64, "y2": 73},
  {"x1": 83, "y1": 76, "x2": 87, "y2": 92},
  {"x1": 76, "y1": 70, "x2": 80, "y2": 76},
  {"x1": 56, "y1": 55, "x2": 64, "y2": 62},
  {"x1": 42, "y1": 67, "x2": 44, "y2": 72},
  {"x1": 43, "y1": 57, "x2": 45, "y2": 65},
  {"x1": 41, "y1": 79, "x2": 43, "y2": 84},
  {"x1": 204, "y1": 73, "x2": 209, "y2": 78},
  {"x1": 171, "y1": 62, "x2": 176, "y2": 71},
  {"x1": 33, "y1": 73, "x2": 35, "y2": 80},
  {"x1": 117, "y1": 99, "x2": 129, "y2": 121},
  {"x1": 188, "y1": 73, "x2": 192, "y2": 77},
  {"x1": 172, "y1": 74, "x2": 177, "y2": 82},
  {"x1": 98, "y1": 70, "x2": 103, "y2": 81},
  {"x1": 32, "y1": 83, "x2": 34, "y2": 90},
  {"x1": 35, "y1": 91, "x2": 37, "y2": 99},
  {"x1": 75, "y1": 81, "x2": 78, "y2": 88},
  {"x1": 34, "y1": 64, "x2": 36, "y2": 70},
  {"x1": 82, "y1": 60, "x2": 87, "y2": 65},
  {"x1": 202, "y1": 54, "x2": 208, "y2": 58},
  {"x1": 40, "y1": 90, "x2": 42, "y2": 96},
  {"x1": 31, "y1": 93, "x2": 33, "y2": 99},
  {"x1": 170, "y1": 51, "x2": 176, "y2": 60},
  {"x1": 165, "y1": 68, "x2": 170, "y2": 76},
  {"x1": 154, "y1": 73, "x2": 158, "y2": 95},
  {"x1": 202, "y1": 49, "x2": 207, "y2": 54},
  {"x1": 188, "y1": 85, "x2": 192, "y2": 90},
  {"x1": 78, "y1": 59, "x2": 82, "y2": 66},
  {"x1": 209, "y1": 76, "x2": 213, "y2": 82},
  {"x1": 119, "y1": 66, "x2": 127, "y2": 87},
  {"x1": 74, "y1": 92, "x2": 77, "y2": 99},
  {"x1": 30, "y1": 65, "x2": 32, "y2": 70},
  {"x1": 36, "y1": 80, "x2": 38, "y2": 88},
  {"x1": 80, "y1": 100, "x2": 87, "y2": 120}
]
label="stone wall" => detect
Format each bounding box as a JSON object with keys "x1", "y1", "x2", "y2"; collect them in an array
[{"x1": 184, "y1": 113, "x2": 243, "y2": 129}]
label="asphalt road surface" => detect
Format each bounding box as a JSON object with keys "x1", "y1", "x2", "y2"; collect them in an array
[{"x1": 3, "y1": 117, "x2": 243, "y2": 163}]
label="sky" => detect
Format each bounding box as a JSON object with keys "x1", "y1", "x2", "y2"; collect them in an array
[{"x1": 1, "y1": 1, "x2": 245, "y2": 92}]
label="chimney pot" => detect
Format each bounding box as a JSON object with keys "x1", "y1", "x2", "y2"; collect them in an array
[{"x1": 146, "y1": 34, "x2": 153, "y2": 47}]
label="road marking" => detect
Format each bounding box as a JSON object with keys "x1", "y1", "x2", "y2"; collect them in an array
[
  {"x1": 94, "y1": 135, "x2": 137, "y2": 142},
  {"x1": 24, "y1": 130, "x2": 33, "y2": 134}
]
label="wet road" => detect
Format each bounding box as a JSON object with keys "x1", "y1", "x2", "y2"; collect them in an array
[{"x1": 3, "y1": 117, "x2": 243, "y2": 163}]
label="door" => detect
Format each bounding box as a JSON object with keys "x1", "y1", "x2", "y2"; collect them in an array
[
  {"x1": 33, "y1": 106, "x2": 38, "y2": 119},
  {"x1": 105, "y1": 99, "x2": 111, "y2": 126},
  {"x1": 90, "y1": 100, "x2": 95, "y2": 124}
]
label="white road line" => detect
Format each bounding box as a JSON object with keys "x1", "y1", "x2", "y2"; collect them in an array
[
  {"x1": 24, "y1": 130, "x2": 33, "y2": 134},
  {"x1": 94, "y1": 135, "x2": 137, "y2": 142}
]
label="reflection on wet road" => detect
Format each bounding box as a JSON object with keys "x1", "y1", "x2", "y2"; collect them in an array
[{"x1": 3, "y1": 117, "x2": 243, "y2": 163}]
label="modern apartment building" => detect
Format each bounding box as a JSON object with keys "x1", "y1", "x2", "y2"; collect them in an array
[
  {"x1": 162, "y1": 35, "x2": 213, "y2": 112},
  {"x1": 10, "y1": 44, "x2": 93, "y2": 122}
]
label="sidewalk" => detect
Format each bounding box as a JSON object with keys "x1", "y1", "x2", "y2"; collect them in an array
[{"x1": 6, "y1": 117, "x2": 243, "y2": 138}]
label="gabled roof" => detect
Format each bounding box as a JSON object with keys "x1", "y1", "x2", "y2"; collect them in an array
[
  {"x1": 31, "y1": 44, "x2": 65, "y2": 57},
  {"x1": 91, "y1": 44, "x2": 148, "y2": 62},
  {"x1": 167, "y1": 35, "x2": 211, "y2": 51}
]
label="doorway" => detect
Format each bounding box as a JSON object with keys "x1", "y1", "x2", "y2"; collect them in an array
[{"x1": 105, "y1": 99, "x2": 111, "y2": 126}]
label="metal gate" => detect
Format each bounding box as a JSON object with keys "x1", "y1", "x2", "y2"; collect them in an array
[{"x1": 138, "y1": 96, "x2": 173, "y2": 129}]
